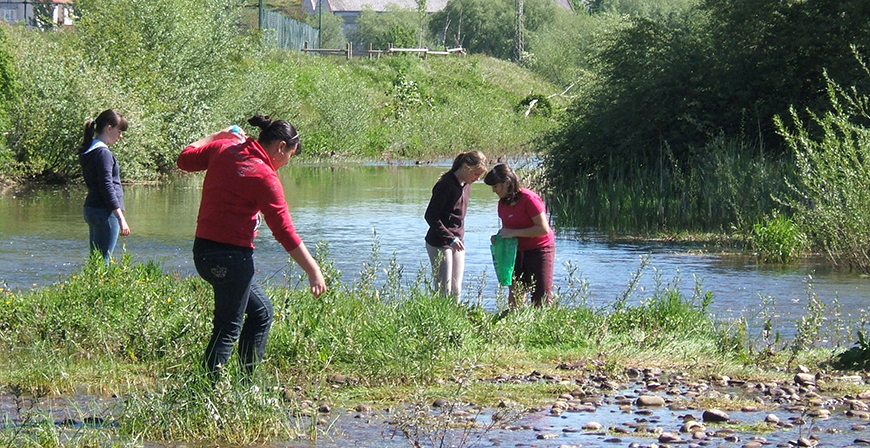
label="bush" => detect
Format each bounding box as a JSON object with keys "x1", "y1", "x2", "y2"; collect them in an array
[
  {"x1": 778, "y1": 64, "x2": 870, "y2": 272},
  {"x1": 751, "y1": 212, "x2": 803, "y2": 264}
]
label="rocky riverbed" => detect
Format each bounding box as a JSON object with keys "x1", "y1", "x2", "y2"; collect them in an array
[{"x1": 5, "y1": 366, "x2": 870, "y2": 448}]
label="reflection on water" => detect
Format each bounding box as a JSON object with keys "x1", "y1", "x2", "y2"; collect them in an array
[{"x1": 2, "y1": 163, "x2": 870, "y2": 338}]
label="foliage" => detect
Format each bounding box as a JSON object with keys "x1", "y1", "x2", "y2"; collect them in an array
[
  {"x1": 777, "y1": 64, "x2": 870, "y2": 273},
  {"x1": 835, "y1": 330, "x2": 870, "y2": 371},
  {"x1": 301, "y1": 4, "x2": 346, "y2": 49},
  {"x1": 429, "y1": 0, "x2": 561, "y2": 59},
  {"x1": 546, "y1": 137, "x2": 791, "y2": 233},
  {"x1": 351, "y1": 5, "x2": 425, "y2": 50},
  {"x1": 544, "y1": 0, "x2": 870, "y2": 235},
  {"x1": 0, "y1": 24, "x2": 17, "y2": 158},
  {"x1": 2, "y1": 0, "x2": 559, "y2": 183},
  {"x1": 751, "y1": 212, "x2": 804, "y2": 264}
]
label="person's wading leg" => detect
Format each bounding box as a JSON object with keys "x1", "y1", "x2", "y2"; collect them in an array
[
  {"x1": 426, "y1": 243, "x2": 455, "y2": 297},
  {"x1": 84, "y1": 206, "x2": 119, "y2": 264},
  {"x1": 236, "y1": 282, "x2": 273, "y2": 376},
  {"x1": 194, "y1": 250, "x2": 255, "y2": 381},
  {"x1": 449, "y1": 246, "x2": 465, "y2": 300}
]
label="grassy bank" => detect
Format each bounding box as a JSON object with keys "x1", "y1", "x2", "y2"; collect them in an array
[
  {"x1": 1, "y1": 248, "x2": 864, "y2": 446},
  {"x1": 0, "y1": 19, "x2": 561, "y2": 183}
]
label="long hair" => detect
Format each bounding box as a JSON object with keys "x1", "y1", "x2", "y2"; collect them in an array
[
  {"x1": 78, "y1": 109, "x2": 128, "y2": 154},
  {"x1": 441, "y1": 150, "x2": 487, "y2": 180},
  {"x1": 484, "y1": 163, "x2": 522, "y2": 204},
  {"x1": 248, "y1": 114, "x2": 301, "y2": 154}
]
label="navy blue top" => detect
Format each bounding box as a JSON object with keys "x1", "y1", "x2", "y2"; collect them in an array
[
  {"x1": 79, "y1": 141, "x2": 124, "y2": 211},
  {"x1": 424, "y1": 171, "x2": 469, "y2": 248}
]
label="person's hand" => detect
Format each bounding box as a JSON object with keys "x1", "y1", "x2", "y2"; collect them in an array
[
  {"x1": 497, "y1": 228, "x2": 515, "y2": 239},
  {"x1": 309, "y1": 269, "x2": 327, "y2": 297},
  {"x1": 116, "y1": 210, "x2": 130, "y2": 236},
  {"x1": 452, "y1": 239, "x2": 465, "y2": 251},
  {"x1": 218, "y1": 125, "x2": 246, "y2": 143}
]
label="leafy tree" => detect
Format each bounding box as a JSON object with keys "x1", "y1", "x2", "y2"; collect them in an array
[
  {"x1": 429, "y1": 0, "x2": 560, "y2": 59},
  {"x1": 429, "y1": 0, "x2": 513, "y2": 57},
  {"x1": 0, "y1": 25, "x2": 18, "y2": 158},
  {"x1": 545, "y1": 0, "x2": 870, "y2": 193},
  {"x1": 351, "y1": 5, "x2": 425, "y2": 50},
  {"x1": 73, "y1": 0, "x2": 256, "y2": 172},
  {"x1": 302, "y1": 6, "x2": 346, "y2": 49}
]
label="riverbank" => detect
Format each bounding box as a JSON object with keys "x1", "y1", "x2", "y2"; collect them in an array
[{"x1": 1, "y1": 254, "x2": 866, "y2": 447}]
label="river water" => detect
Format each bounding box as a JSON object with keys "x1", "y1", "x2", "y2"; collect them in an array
[{"x1": 1, "y1": 162, "x2": 870, "y2": 340}]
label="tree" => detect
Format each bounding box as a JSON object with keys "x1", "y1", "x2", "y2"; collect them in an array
[{"x1": 352, "y1": 5, "x2": 425, "y2": 49}]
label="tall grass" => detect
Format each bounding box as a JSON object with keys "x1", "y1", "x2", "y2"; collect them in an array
[
  {"x1": 2, "y1": 243, "x2": 861, "y2": 445},
  {"x1": 545, "y1": 137, "x2": 793, "y2": 237}
]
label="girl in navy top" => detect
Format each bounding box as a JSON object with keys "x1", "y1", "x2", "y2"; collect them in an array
[{"x1": 78, "y1": 109, "x2": 130, "y2": 264}]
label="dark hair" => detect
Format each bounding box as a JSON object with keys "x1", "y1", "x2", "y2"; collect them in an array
[
  {"x1": 78, "y1": 109, "x2": 128, "y2": 154},
  {"x1": 441, "y1": 150, "x2": 487, "y2": 179},
  {"x1": 484, "y1": 163, "x2": 522, "y2": 204},
  {"x1": 248, "y1": 114, "x2": 302, "y2": 155}
]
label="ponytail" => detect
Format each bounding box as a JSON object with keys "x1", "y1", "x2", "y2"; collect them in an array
[
  {"x1": 249, "y1": 114, "x2": 301, "y2": 154},
  {"x1": 78, "y1": 109, "x2": 128, "y2": 154},
  {"x1": 78, "y1": 120, "x2": 96, "y2": 154}
]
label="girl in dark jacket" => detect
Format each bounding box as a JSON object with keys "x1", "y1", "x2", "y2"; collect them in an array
[{"x1": 78, "y1": 109, "x2": 130, "y2": 264}]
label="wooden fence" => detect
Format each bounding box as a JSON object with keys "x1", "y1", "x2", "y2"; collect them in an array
[{"x1": 302, "y1": 42, "x2": 466, "y2": 59}]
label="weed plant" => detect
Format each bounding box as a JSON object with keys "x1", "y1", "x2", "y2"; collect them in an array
[{"x1": 1, "y1": 243, "x2": 867, "y2": 446}]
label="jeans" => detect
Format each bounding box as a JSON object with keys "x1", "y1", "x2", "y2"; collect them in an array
[
  {"x1": 194, "y1": 246, "x2": 273, "y2": 380},
  {"x1": 426, "y1": 242, "x2": 466, "y2": 300},
  {"x1": 83, "y1": 206, "x2": 119, "y2": 264}
]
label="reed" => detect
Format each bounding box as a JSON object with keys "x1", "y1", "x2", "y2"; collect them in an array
[{"x1": 545, "y1": 138, "x2": 794, "y2": 238}]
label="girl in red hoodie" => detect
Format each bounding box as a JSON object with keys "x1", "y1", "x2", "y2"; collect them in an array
[{"x1": 178, "y1": 114, "x2": 326, "y2": 381}]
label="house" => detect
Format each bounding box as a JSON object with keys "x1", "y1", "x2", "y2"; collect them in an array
[
  {"x1": 301, "y1": 0, "x2": 573, "y2": 35},
  {"x1": 0, "y1": 0, "x2": 73, "y2": 27}
]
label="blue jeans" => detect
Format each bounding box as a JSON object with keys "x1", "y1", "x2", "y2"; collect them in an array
[
  {"x1": 194, "y1": 245, "x2": 273, "y2": 380},
  {"x1": 83, "y1": 206, "x2": 119, "y2": 264}
]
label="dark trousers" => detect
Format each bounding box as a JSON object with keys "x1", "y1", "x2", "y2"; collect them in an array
[
  {"x1": 194, "y1": 240, "x2": 273, "y2": 380},
  {"x1": 514, "y1": 244, "x2": 555, "y2": 307}
]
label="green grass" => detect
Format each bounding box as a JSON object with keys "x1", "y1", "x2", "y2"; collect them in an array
[{"x1": 0, "y1": 247, "x2": 864, "y2": 446}]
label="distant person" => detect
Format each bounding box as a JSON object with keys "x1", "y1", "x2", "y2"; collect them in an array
[
  {"x1": 78, "y1": 109, "x2": 131, "y2": 264},
  {"x1": 424, "y1": 151, "x2": 487, "y2": 299},
  {"x1": 484, "y1": 163, "x2": 555, "y2": 308},
  {"x1": 177, "y1": 114, "x2": 326, "y2": 381}
]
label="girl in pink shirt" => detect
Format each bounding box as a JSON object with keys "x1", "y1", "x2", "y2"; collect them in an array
[{"x1": 484, "y1": 163, "x2": 555, "y2": 308}]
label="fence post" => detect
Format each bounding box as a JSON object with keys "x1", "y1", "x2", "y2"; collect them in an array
[
  {"x1": 346, "y1": 42, "x2": 352, "y2": 59},
  {"x1": 303, "y1": 41, "x2": 309, "y2": 53}
]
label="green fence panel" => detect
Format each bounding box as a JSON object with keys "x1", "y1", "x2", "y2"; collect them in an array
[{"x1": 261, "y1": 9, "x2": 319, "y2": 51}]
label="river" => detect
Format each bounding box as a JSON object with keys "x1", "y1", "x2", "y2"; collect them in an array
[{"x1": 1, "y1": 162, "x2": 869, "y2": 340}]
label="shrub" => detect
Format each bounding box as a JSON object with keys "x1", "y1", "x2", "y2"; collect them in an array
[
  {"x1": 751, "y1": 212, "x2": 803, "y2": 264},
  {"x1": 777, "y1": 62, "x2": 870, "y2": 272}
]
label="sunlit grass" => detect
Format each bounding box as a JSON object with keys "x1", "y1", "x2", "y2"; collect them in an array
[{"x1": 0, "y1": 243, "x2": 865, "y2": 446}]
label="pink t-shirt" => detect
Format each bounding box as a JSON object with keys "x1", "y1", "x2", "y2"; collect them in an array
[{"x1": 498, "y1": 188, "x2": 555, "y2": 252}]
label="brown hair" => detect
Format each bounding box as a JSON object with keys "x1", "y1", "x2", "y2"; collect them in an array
[
  {"x1": 248, "y1": 114, "x2": 301, "y2": 154},
  {"x1": 442, "y1": 150, "x2": 487, "y2": 180},
  {"x1": 483, "y1": 163, "x2": 522, "y2": 204},
  {"x1": 78, "y1": 109, "x2": 128, "y2": 154}
]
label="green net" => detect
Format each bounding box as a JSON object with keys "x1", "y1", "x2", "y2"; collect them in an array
[{"x1": 490, "y1": 235, "x2": 517, "y2": 286}]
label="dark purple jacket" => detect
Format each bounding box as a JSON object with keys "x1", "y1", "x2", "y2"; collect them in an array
[{"x1": 424, "y1": 171, "x2": 469, "y2": 248}]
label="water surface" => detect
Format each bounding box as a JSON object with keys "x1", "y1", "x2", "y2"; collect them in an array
[{"x1": 2, "y1": 163, "x2": 870, "y2": 338}]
